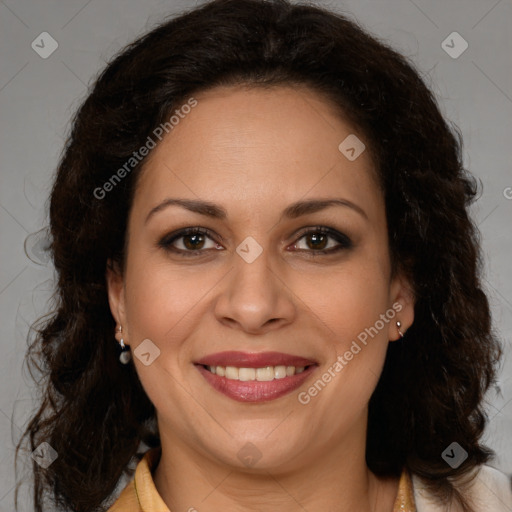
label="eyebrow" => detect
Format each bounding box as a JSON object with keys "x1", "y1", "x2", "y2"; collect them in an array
[{"x1": 145, "y1": 197, "x2": 368, "y2": 224}]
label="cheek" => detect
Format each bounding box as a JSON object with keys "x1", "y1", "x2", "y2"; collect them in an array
[
  {"x1": 123, "y1": 252, "x2": 218, "y2": 341},
  {"x1": 306, "y1": 282, "x2": 392, "y2": 425},
  {"x1": 294, "y1": 261, "x2": 392, "y2": 408},
  {"x1": 122, "y1": 258, "x2": 207, "y2": 419},
  {"x1": 293, "y1": 263, "x2": 390, "y2": 342}
]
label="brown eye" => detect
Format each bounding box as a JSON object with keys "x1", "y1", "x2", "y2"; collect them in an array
[
  {"x1": 159, "y1": 227, "x2": 223, "y2": 256},
  {"x1": 291, "y1": 227, "x2": 353, "y2": 254},
  {"x1": 304, "y1": 232, "x2": 328, "y2": 250},
  {"x1": 182, "y1": 232, "x2": 206, "y2": 250}
]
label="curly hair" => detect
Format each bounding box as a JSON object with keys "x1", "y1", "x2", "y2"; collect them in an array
[{"x1": 15, "y1": 0, "x2": 502, "y2": 511}]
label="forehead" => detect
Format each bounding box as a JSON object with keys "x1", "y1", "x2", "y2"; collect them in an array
[{"x1": 132, "y1": 84, "x2": 382, "y2": 221}]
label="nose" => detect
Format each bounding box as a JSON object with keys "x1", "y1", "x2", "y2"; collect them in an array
[{"x1": 214, "y1": 246, "x2": 296, "y2": 334}]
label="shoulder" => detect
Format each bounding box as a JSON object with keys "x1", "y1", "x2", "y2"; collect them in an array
[
  {"x1": 470, "y1": 465, "x2": 512, "y2": 511},
  {"x1": 412, "y1": 465, "x2": 512, "y2": 512}
]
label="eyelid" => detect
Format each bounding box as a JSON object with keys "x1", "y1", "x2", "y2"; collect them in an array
[
  {"x1": 292, "y1": 225, "x2": 350, "y2": 241},
  {"x1": 158, "y1": 227, "x2": 219, "y2": 249}
]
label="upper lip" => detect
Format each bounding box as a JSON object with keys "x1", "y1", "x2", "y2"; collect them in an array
[{"x1": 195, "y1": 351, "x2": 317, "y2": 368}]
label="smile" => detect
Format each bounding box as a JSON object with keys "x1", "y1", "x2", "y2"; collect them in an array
[{"x1": 194, "y1": 351, "x2": 318, "y2": 402}]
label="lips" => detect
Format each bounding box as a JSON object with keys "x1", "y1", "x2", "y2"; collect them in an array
[{"x1": 194, "y1": 351, "x2": 318, "y2": 402}]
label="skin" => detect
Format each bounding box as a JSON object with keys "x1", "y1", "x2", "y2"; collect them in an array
[{"x1": 107, "y1": 84, "x2": 415, "y2": 512}]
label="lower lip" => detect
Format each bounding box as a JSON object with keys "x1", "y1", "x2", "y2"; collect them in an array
[{"x1": 196, "y1": 365, "x2": 317, "y2": 402}]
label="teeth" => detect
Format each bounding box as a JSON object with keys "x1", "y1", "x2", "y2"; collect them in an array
[
  {"x1": 274, "y1": 365, "x2": 287, "y2": 379},
  {"x1": 206, "y1": 364, "x2": 308, "y2": 381},
  {"x1": 238, "y1": 368, "x2": 256, "y2": 381},
  {"x1": 256, "y1": 367, "x2": 274, "y2": 381},
  {"x1": 225, "y1": 366, "x2": 239, "y2": 379}
]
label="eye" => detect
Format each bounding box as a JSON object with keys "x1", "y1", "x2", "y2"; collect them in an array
[
  {"x1": 158, "y1": 226, "x2": 353, "y2": 257},
  {"x1": 290, "y1": 226, "x2": 353, "y2": 255},
  {"x1": 158, "y1": 227, "x2": 223, "y2": 256}
]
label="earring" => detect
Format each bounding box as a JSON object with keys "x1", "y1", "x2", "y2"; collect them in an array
[
  {"x1": 396, "y1": 320, "x2": 404, "y2": 338},
  {"x1": 116, "y1": 325, "x2": 131, "y2": 364}
]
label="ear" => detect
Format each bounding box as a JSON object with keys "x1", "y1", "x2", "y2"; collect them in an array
[
  {"x1": 106, "y1": 259, "x2": 129, "y2": 345},
  {"x1": 387, "y1": 271, "x2": 415, "y2": 342}
]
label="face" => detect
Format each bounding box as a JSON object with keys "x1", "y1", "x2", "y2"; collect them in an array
[{"x1": 107, "y1": 84, "x2": 414, "y2": 473}]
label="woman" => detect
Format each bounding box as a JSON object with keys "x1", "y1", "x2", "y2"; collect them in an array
[{"x1": 16, "y1": 0, "x2": 512, "y2": 511}]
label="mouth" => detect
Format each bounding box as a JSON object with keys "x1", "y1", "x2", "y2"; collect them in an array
[{"x1": 194, "y1": 351, "x2": 318, "y2": 402}]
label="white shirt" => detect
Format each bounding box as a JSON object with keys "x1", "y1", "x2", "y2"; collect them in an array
[{"x1": 413, "y1": 465, "x2": 512, "y2": 511}]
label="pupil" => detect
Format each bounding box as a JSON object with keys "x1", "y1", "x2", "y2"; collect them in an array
[{"x1": 184, "y1": 234, "x2": 204, "y2": 250}]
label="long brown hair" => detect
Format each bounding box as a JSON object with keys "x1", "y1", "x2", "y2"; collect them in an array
[{"x1": 16, "y1": 0, "x2": 502, "y2": 510}]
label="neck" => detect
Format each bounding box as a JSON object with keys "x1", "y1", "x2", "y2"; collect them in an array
[{"x1": 153, "y1": 420, "x2": 399, "y2": 512}]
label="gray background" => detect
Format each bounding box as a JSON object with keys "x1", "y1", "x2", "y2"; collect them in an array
[{"x1": 1, "y1": 0, "x2": 511, "y2": 510}]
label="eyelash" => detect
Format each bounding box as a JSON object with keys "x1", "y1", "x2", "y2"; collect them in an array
[{"x1": 158, "y1": 226, "x2": 353, "y2": 257}]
